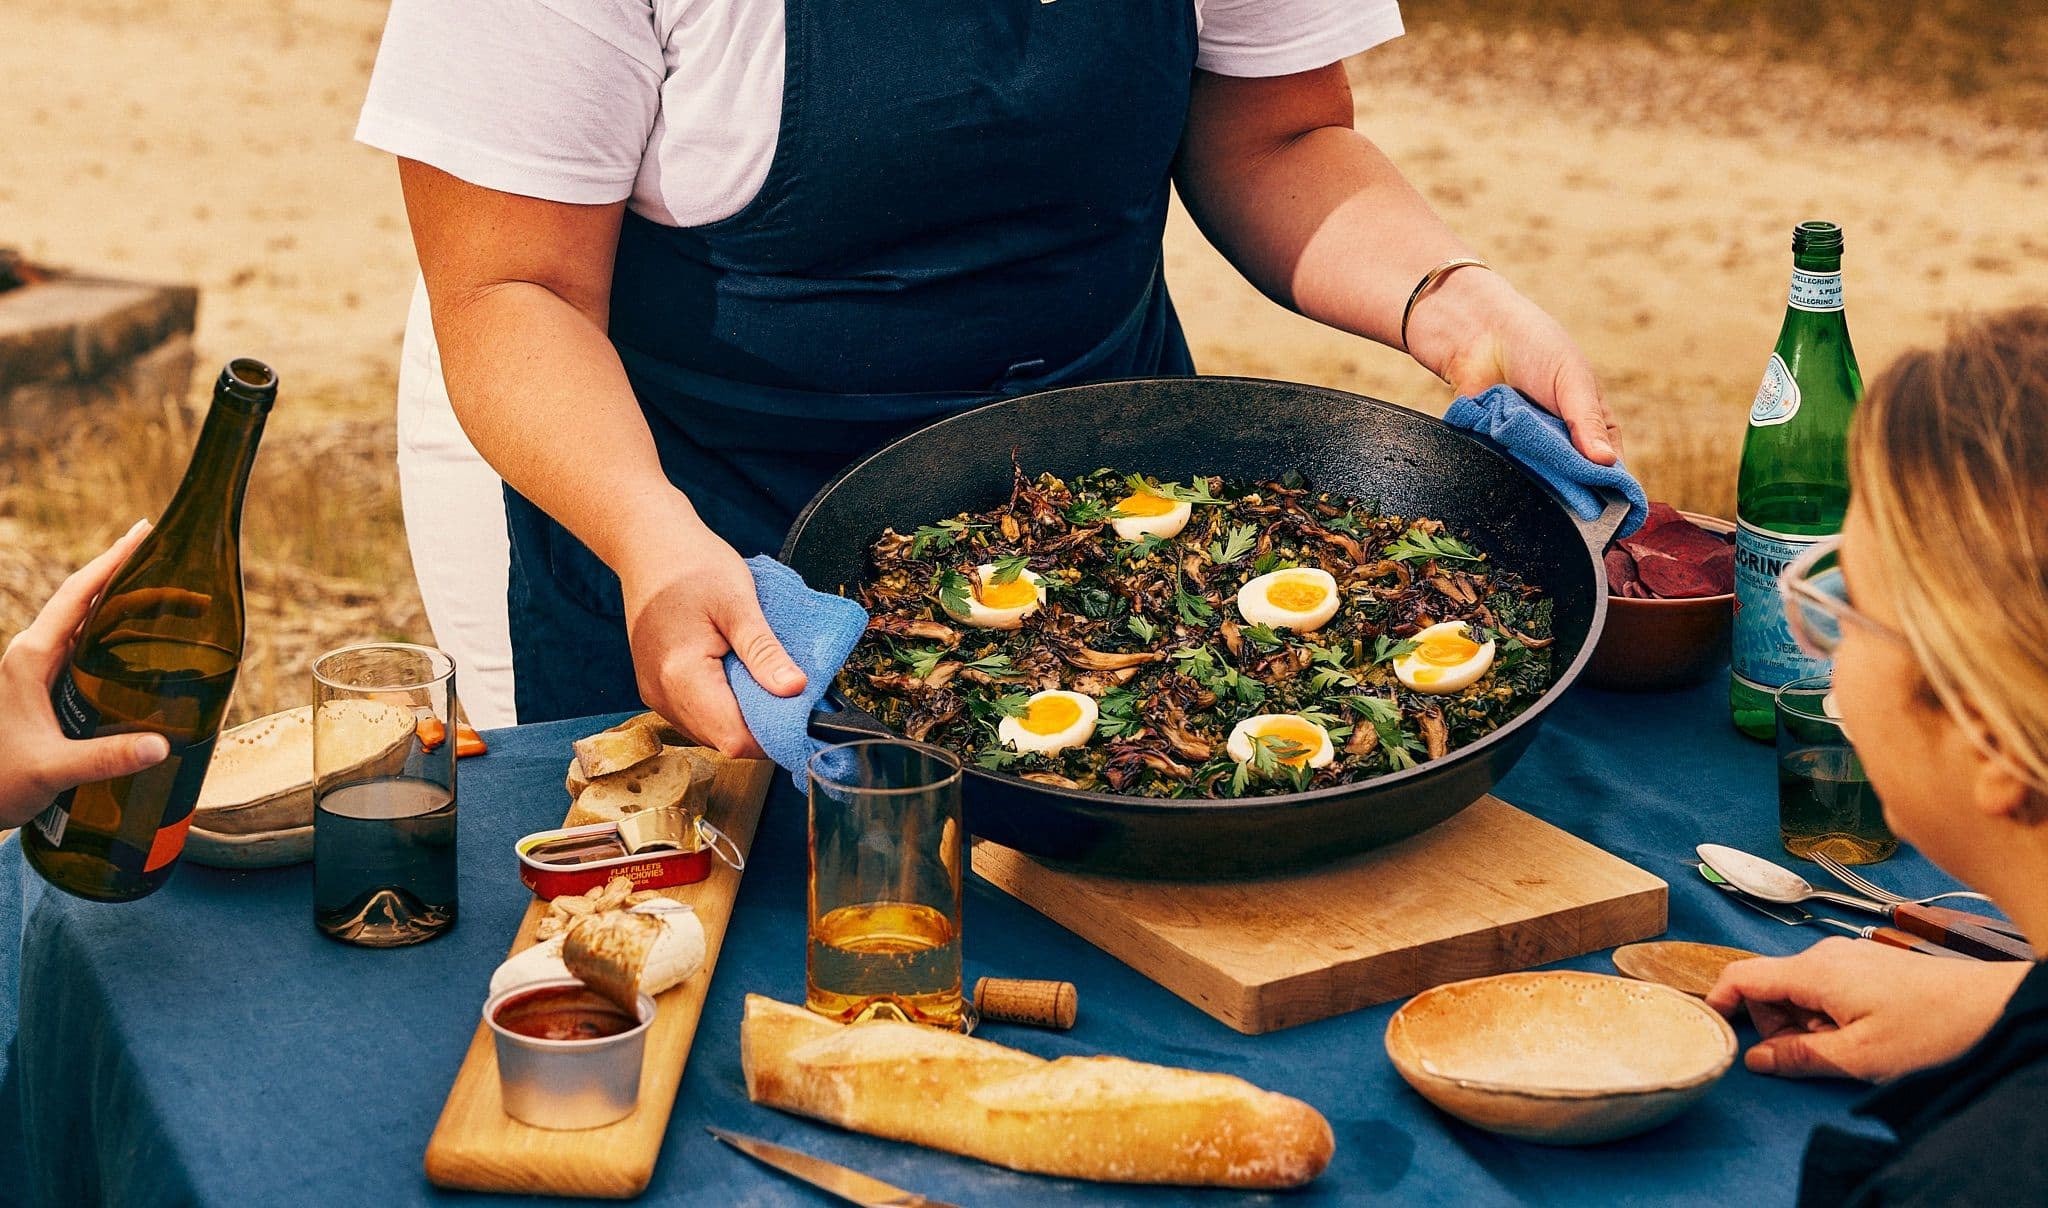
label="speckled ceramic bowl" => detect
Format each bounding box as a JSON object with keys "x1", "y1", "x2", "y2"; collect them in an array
[{"x1": 1385, "y1": 970, "x2": 1736, "y2": 1145}]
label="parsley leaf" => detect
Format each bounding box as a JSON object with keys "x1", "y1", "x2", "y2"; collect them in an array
[
  {"x1": 1322, "y1": 507, "x2": 1364, "y2": 535},
  {"x1": 903, "y1": 645, "x2": 949, "y2": 678},
  {"x1": 1240, "y1": 622, "x2": 1285, "y2": 653},
  {"x1": 1128, "y1": 473, "x2": 1224, "y2": 506},
  {"x1": 1306, "y1": 643, "x2": 1360, "y2": 693},
  {"x1": 1062, "y1": 497, "x2": 1112, "y2": 526},
  {"x1": 1096, "y1": 688, "x2": 1143, "y2": 739},
  {"x1": 962, "y1": 653, "x2": 1015, "y2": 675},
  {"x1": 910, "y1": 518, "x2": 977, "y2": 559},
  {"x1": 1208, "y1": 523, "x2": 1258, "y2": 565},
  {"x1": 936, "y1": 569, "x2": 972, "y2": 619},
  {"x1": 988, "y1": 554, "x2": 1031, "y2": 585},
  {"x1": 1373, "y1": 634, "x2": 1422, "y2": 664},
  {"x1": 1119, "y1": 533, "x2": 1170, "y2": 563},
  {"x1": 1383, "y1": 524, "x2": 1484, "y2": 564},
  {"x1": 1251, "y1": 551, "x2": 1299, "y2": 577},
  {"x1": 976, "y1": 749, "x2": 1023, "y2": 771},
  {"x1": 1174, "y1": 587, "x2": 1215, "y2": 626},
  {"x1": 993, "y1": 692, "x2": 1033, "y2": 719},
  {"x1": 1127, "y1": 615, "x2": 1158, "y2": 643}
]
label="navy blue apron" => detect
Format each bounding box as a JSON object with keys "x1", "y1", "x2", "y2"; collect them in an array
[{"x1": 506, "y1": 0, "x2": 1199, "y2": 723}]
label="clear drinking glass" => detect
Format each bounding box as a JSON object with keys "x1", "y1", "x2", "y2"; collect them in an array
[
  {"x1": 1775, "y1": 674, "x2": 1896, "y2": 864},
  {"x1": 806, "y1": 740, "x2": 967, "y2": 1030},
  {"x1": 312, "y1": 643, "x2": 459, "y2": 946}
]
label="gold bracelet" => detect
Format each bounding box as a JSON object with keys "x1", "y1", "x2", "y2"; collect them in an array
[{"x1": 1399, "y1": 257, "x2": 1491, "y2": 354}]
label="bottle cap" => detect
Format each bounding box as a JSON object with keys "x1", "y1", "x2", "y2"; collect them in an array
[{"x1": 218, "y1": 358, "x2": 279, "y2": 409}]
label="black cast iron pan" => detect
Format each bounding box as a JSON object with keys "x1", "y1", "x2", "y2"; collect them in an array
[{"x1": 781, "y1": 377, "x2": 1626, "y2": 877}]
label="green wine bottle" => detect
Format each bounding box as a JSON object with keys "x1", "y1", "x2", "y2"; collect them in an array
[
  {"x1": 1731, "y1": 222, "x2": 1862, "y2": 740},
  {"x1": 25, "y1": 359, "x2": 278, "y2": 901}
]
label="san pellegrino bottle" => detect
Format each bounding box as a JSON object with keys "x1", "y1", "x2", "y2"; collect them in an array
[
  {"x1": 1731, "y1": 223, "x2": 1861, "y2": 739},
  {"x1": 25, "y1": 359, "x2": 278, "y2": 900}
]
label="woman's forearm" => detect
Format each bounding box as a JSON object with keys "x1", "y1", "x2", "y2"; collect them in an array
[{"x1": 430, "y1": 280, "x2": 707, "y2": 578}]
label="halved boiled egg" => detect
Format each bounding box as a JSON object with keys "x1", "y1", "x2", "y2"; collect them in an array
[
  {"x1": 943, "y1": 564, "x2": 1047, "y2": 630},
  {"x1": 1235, "y1": 567, "x2": 1341, "y2": 632},
  {"x1": 1109, "y1": 489, "x2": 1192, "y2": 542},
  {"x1": 1224, "y1": 713, "x2": 1336, "y2": 769},
  {"x1": 1392, "y1": 620, "x2": 1496, "y2": 695},
  {"x1": 996, "y1": 690, "x2": 1099, "y2": 755}
]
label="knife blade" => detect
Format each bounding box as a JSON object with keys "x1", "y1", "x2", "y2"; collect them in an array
[
  {"x1": 1697, "y1": 844, "x2": 2031, "y2": 961},
  {"x1": 707, "y1": 1126, "x2": 958, "y2": 1208}
]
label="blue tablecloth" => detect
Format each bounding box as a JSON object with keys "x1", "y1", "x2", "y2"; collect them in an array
[{"x1": 2, "y1": 676, "x2": 1960, "y2": 1207}]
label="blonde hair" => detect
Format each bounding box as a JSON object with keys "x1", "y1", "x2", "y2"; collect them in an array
[{"x1": 1849, "y1": 306, "x2": 2048, "y2": 794}]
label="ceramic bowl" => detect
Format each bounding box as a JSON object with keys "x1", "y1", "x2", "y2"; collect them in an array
[
  {"x1": 1583, "y1": 511, "x2": 1735, "y2": 691},
  {"x1": 1384, "y1": 970, "x2": 1736, "y2": 1145}
]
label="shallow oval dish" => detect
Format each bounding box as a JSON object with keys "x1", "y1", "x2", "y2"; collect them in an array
[{"x1": 1384, "y1": 970, "x2": 1736, "y2": 1145}]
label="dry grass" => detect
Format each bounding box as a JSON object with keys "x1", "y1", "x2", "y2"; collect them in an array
[{"x1": 0, "y1": 390, "x2": 426, "y2": 723}]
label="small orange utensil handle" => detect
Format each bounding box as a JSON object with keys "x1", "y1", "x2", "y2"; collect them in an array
[
  {"x1": 1865, "y1": 925, "x2": 1973, "y2": 959},
  {"x1": 1893, "y1": 904, "x2": 2034, "y2": 961}
]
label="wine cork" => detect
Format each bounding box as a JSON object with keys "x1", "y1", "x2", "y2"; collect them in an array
[{"x1": 973, "y1": 977, "x2": 1078, "y2": 1030}]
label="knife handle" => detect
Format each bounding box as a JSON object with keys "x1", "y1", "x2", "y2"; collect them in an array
[
  {"x1": 1893, "y1": 904, "x2": 2035, "y2": 961},
  {"x1": 1865, "y1": 925, "x2": 1974, "y2": 959},
  {"x1": 1908, "y1": 902, "x2": 2026, "y2": 941}
]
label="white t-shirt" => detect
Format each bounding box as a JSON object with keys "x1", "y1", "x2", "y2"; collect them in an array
[{"x1": 358, "y1": 0, "x2": 1405, "y2": 229}]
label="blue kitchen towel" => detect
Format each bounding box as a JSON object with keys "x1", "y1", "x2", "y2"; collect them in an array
[
  {"x1": 1443, "y1": 384, "x2": 1648, "y2": 538},
  {"x1": 724, "y1": 555, "x2": 870, "y2": 789}
]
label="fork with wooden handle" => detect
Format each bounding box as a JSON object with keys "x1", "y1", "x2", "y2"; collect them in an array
[
  {"x1": 1695, "y1": 864, "x2": 1974, "y2": 958},
  {"x1": 1810, "y1": 851, "x2": 2024, "y2": 939}
]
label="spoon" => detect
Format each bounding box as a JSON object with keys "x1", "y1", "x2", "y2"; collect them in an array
[
  {"x1": 1612, "y1": 941, "x2": 1759, "y2": 997},
  {"x1": 1697, "y1": 844, "x2": 2031, "y2": 961}
]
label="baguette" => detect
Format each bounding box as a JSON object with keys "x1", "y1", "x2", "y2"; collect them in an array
[
  {"x1": 565, "y1": 745, "x2": 720, "y2": 828},
  {"x1": 565, "y1": 712, "x2": 699, "y2": 802},
  {"x1": 740, "y1": 995, "x2": 1333, "y2": 1188},
  {"x1": 571, "y1": 725, "x2": 662, "y2": 779}
]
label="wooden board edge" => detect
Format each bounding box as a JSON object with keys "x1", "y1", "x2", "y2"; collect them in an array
[{"x1": 1240, "y1": 881, "x2": 1671, "y2": 1034}]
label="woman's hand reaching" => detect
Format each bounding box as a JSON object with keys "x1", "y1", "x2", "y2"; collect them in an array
[
  {"x1": 0, "y1": 522, "x2": 173, "y2": 828},
  {"x1": 1706, "y1": 936, "x2": 2031, "y2": 1082}
]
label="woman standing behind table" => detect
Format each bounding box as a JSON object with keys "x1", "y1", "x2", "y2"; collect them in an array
[
  {"x1": 1708, "y1": 307, "x2": 2048, "y2": 1206},
  {"x1": 355, "y1": 0, "x2": 1622, "y2": 742}
]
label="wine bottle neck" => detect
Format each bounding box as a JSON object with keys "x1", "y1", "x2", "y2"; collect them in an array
[{"x1": 157, "y1": 392, "x2": 268, "y2": 546}]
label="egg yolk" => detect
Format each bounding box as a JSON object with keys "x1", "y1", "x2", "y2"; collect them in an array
[
  {"x1": 1266, "y1": 577, "x2": 1330, "y2": 613},
  {"x1": 977, "y1": 575, "x2": 1038, "y2": 609},
  {"x1": 1415, "y1": 633, "x2": 1481, "y2": 666},
  {"x1": 1115, "y1": 491, "x2": 1177, "y2": 517},
  {"x1": 1020, "y1": 695, "x2": 1083, "y2": 736},
  {"x1": 1251, "y1": 717, "x2": 1324, "y2": 765}
]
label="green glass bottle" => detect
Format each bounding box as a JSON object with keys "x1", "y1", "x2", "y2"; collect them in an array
[
  {"x1": 1731, "y1": 222, "x2": 1862, "y2": 739},
  {"x1": 25, "y1": 359, "x2": 277, "y2": 901}
]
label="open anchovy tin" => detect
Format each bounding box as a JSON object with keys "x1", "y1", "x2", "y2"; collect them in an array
[{"x1": 516, "y1": 809, "x2": 743, "y2": 900}]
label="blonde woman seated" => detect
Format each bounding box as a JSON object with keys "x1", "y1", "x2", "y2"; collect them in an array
[
  {"x1": 0, "y1": 523, "x2": 171, "y2": 828},
  {"x1": 1709, "y1": 307, "x2": 2048, "y2": 1205}
]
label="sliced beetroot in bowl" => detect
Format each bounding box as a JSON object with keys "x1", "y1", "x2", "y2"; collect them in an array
[{"x1": 1608, "y1": 504, "x2": 1734, "y2": 599}]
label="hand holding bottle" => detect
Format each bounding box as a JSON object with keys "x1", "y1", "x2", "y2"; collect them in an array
[{"x1": 0, "y1": 523, "x2": 172, "y2": 828}]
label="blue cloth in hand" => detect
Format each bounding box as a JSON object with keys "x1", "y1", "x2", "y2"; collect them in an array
[
  {"x1": 1443, "y1": 384, "x2": 1648, "y2": 538},
  {"x1": 723, "y1": 555, "x2": 869, "y2": 789}
]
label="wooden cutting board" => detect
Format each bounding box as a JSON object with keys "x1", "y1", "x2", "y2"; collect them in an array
[
  {"x1": 972, "y1": 796, "x2": 1666, "y2": 1035},
  {"x1": 424, "y1": 752, "x2": 775, "y2": 1198}
]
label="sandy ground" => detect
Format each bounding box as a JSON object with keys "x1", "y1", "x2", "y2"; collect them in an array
[{"x1": 6, "y1": 2, "x2": 2045, "y2": 501}]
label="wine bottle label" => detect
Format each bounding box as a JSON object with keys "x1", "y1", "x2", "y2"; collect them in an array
[
  {"x1": 1748, "y1": 354, "x2": 1802, "y2": 428},
  {"x1": 1733, "y1": 520, "x2": 1831, "y2": 692},
  {"x1": 1788, "y1": 268, "x2": 1844, "y2": 313},
  {"x1": 51, "y1": 670, "x2": 101, "y2": 739}
]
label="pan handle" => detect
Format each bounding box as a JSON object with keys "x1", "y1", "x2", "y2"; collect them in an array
[
  {"x1": 1573, "y1": 490, "x2": 1634, "y2": 556},
  {"x1": 807, "y1": 695, "x2": 897, "y2": 744}
]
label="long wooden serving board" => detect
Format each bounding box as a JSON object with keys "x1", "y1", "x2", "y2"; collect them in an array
[
  {"x1": 424, "y1": 753, "x2": 775, "y2": 1198},
  {"x1": 974, "y1": 795, "x2": 1666, "y2": 1035}
]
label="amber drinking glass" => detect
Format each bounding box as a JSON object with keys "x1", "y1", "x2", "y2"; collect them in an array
[{"x1": 806, "y1": 740, "x2": 967, "y2": 1030}]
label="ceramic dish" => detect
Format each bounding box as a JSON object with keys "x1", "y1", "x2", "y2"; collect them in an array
[
  {"x1": 1583, "y1": 512, "x2": 1735, "y2": 691},
  {"x1": 1384, "y1": 970, "x2": 1736, "y2": 1145}
]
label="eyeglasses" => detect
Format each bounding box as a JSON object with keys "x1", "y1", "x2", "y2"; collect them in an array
[{"x1": 1776, "y1": 535, "x2": 1908, "y2": 658}]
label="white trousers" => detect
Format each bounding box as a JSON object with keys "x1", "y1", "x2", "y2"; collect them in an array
[{"x1": 395, "y1": 276, "x2": 520, "y2": 729}]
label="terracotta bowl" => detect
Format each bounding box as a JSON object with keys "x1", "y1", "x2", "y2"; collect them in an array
[
  {"x1": 1384, "y1": 971, "x2": 1737, "y2": 1146},
  {"x1": 1583, "y1": 511, "x2": 1735, "y2": 691}
]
